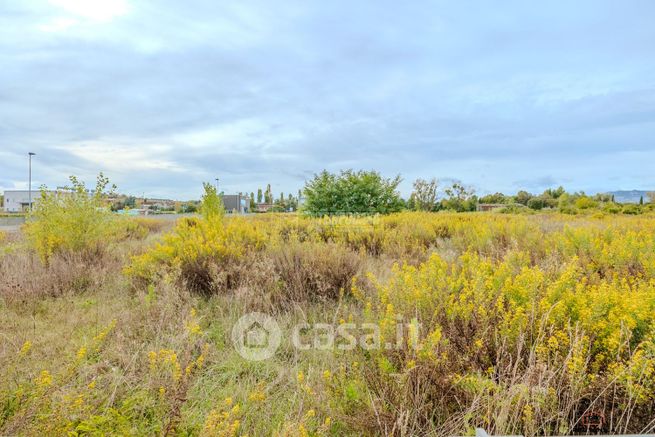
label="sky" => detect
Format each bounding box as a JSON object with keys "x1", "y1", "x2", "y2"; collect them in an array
[{"x1": 1, "y1": 0, "x2": 654, "y2": 200}]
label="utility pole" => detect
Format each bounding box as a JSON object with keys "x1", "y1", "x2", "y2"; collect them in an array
[{"x1": 28, "y1": 152, "x2": 36, "y2": 211}]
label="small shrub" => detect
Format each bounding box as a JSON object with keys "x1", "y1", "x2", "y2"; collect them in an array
[
  {"x1": 603, "y1": 203, "x2": 621, "y2": 214},
  {"x1": 125, "y1": 217, "x2": 266, "y2": 295},
  {"x1": 200, "y1": 182, "x2": 224, "y2": 220},
  {"x1": 24, "y1": 174, "x2": 118, "y2": 262},
  {"x1": 271, "y1": 241, "x2": 362, "y2": 301},
  {"x1": 622, "y1": 204, "x2": 643, "y2": 215},
  {"x1": 0, "y1": 250, "x2": 121, "y2": 303},
  {"x1": 527, "y1": 197, "x2": 545, "y2": 210},
  {"x1": 575, "y1": 196, "x2": 598, "y2": 209},
  {"x1": 120, "y1": 218, "x2": 168, "y2": 239}
]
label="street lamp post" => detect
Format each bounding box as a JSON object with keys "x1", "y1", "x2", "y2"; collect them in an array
[
  {"x1": 215, "y1": 178, "x2": 219, "y2": 192},
  {"x1": 28, "y1": 152, "x2": 36, "y2": 211}
]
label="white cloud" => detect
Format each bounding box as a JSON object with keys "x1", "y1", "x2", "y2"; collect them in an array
[
  {"x1": 174, "y1": 120, "x2": 305, "y2": 154},
  {"x1": 57, "y1": 142, "x2": 185, "y2": 173}
]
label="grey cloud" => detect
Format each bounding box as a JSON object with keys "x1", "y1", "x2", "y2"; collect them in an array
[{"x1": 1, "y1": 0, "x2": 654, "y2": 198}]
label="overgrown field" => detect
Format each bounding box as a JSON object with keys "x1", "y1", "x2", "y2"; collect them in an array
[{"x1": 2, "y1": 209, "x2": 655, "y2": 436}]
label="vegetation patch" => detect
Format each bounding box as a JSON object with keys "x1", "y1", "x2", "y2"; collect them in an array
[{"x1": 2, "y1": 177, "x2": 655, "y2": 435}]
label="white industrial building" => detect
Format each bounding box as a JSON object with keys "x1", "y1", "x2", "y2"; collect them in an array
[{"x1": 2, "y1": 190, "x2": 56, "y2": 212}]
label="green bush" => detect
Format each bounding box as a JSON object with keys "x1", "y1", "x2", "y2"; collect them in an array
[
  {"x1": 303, "y1": 169, "x2": 403, "y2": 216},
  {"x1": 622, "y1": 204, "x2": 643, "y2": 215},
  {"x1": 574, "y1": 196, "x2": 598, "y2": 209},
  {"x1": 25, "y1": 174, "x2": 118, "y2": 262},
  {"x1": 603, "y1": 202, "x2": 621, "y2": 214}
]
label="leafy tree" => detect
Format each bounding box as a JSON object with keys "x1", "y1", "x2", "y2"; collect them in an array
[
  {"x1": 410, "y1": 178, "x2": 438, "y2": 211},
  {"x1": 273, "y1": 192, "x2": 287, "y2": 211},
  {"x1": 557, "y1": 193, "x2": 578, "y2": 214},
  {"x1": 285, "y1": 193, "x2": 298, "y2": 211},
  {"x1": 515, "y1": 190, "x2": 532, "y2": 205},
  {"x1": 537, "y1": 188, "x2": 561, "y2": 209},
  {"x1": 594, "y1": 193, "x2": 612, "y2": 202},
  {"x1": 181, "y1": 202, "x2": 198, "y2": 213},
  {"x1": 575, "y1": 196, "x2": 598, "y2": 209},
  {"x1": 623, "y1": 204, "x2": 642, "y2": 215},
  {"x1": 250, "y1": 192, "x2": 256, "y2": 210},
  {"x1": 200, "y1": 182, "x2": 224, "y2": 220},
  {"x1": 303, "y1": 169, "x2": 403, "y2": 216},
  {"x1": 257, "y1": 188, "x2": 263, "y2": 204},
  {"x1": 544, "y1": 186, "x2": 566, "y2": 199},
  {"x1": 527, "y1": 197, "x2": 546, "y2": 210},
  {"x1": 25, "y1": 173, "x2": 117, "y2": 262},
  {"x1": 603, "y1": 202, "x2": 621, "y2": 214},
  {"x1": 479, "y1": 192, "x2": 507, "y2": 204},
  {"x1": 442, "y1": 182, "x2": 476, "y2": 212},
  {"x1": 640, "y1": 196, "x2": 644, "y2": 205},
  {"x1": 265, "y1": 184, "x2": 273, "y2": 204}
]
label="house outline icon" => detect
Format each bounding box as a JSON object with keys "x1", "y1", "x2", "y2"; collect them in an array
[
  {"x1": 243, "y1": 320, "x2": 270, "y2": 349},
  {"x1": 231, "y1": 312, "x2": 282, "y2": 361}
]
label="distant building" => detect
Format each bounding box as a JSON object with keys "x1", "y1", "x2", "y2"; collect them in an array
[
  {"x1": 223, "y1": 194, "x2": 250, "y2": 214},
  {"x1": 142, "y1": 198, "x2": 176, "y2": 211},
  {"x1": 115, "y1": 208, "x2": 150, "y2": 216},
  {"x1": 476, "y1": 203, "x2": 506, "y2": 212},
  {"x1": 477, "y1": 203, "x2": 527, "y2": 212},
  {"x1": 2, "y1": 190, "x2": 59, "y2": 212},
  {"x1": 255, "y1": 203, "x2": 274, "y2": 213}
]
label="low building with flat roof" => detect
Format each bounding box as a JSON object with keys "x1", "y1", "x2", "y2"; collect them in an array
[
  {"x1": 222, "y1": 194, "x2": 250, "y2": 214},
  {"x1": 2, "y1": 190, "x2": 59, "y2": 212}
]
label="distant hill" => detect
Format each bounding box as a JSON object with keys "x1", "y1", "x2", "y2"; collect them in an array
[{"x1": 608, "y1": 190, "x2": 653, "y2": 204}]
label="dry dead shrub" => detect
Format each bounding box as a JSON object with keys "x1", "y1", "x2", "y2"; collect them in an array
[
  {"x1": 271, "y1": 241, "x2": 362, "y2": 302},
  {"x1": 0, "y1": 249, "x2": 121, "y2": 305},
  {"x1": 135, "y1": 217, "x2": 170, "y2": 233},
  {"x1": 173, "y1": 253, "x2": 255, "y2": 297}
]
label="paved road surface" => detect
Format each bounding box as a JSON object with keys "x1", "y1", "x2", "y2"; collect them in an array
[{"x1": 0, "y1": 225, "x2": 21, "y2": 232}]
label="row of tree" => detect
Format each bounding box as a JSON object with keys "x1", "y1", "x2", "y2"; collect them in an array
[
  {"x1": 248, "y1": 185, "x2": 302, "y2": 212},
  {"x1": 300, "y1": 170, "x2": 655, "y2": 216}
]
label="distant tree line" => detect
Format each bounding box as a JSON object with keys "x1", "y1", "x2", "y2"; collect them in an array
[
  {"x1": 101, "y1": 170, "x2": 654, "y2": 217},
  {"x1": 250, "y1": 184, "x2": 300, "y2": 212},
  {"x1": 299, "y1": 169, "x2": 655, "y2": 216}
]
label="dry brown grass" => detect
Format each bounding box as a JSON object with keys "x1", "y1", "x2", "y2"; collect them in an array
[
  {"x1": 271, "y1": 241, "x2": 363, "y2": 302},
  {"x1": 0, "y1": 250, "x2": 117, "y2": 305}
]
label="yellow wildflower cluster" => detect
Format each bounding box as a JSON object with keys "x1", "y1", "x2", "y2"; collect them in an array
[
  {"x1": 125, "y1": 216, "x2": 267, "y2": 288},
  {"x1": 148, "y1": 349, "x2": 182, "y2": 382},
  {"x1": 92, "y1": 319, "x2": 117, "y2": 352},
  {"x1": 117, "y1": 211, "x2": 655, "y2": 433},
  {"x1": 35, "y1": 370, "x2": 53, "y2": 388},
  {"x1": 186, "y1": 308, "x2": 203, "y2": 337},
  {"x1": 186, "y1": 343, "x2": 210, "y2": 377},
  {"x1": 336, "y1": 213, "x2": 655, "y2": 432},
  {"x1": 202, "y1": 397, "x2": 241, "y2": 437},
  {"x1": 247, "y1": 388, "x2": 266, "y2": 402},
  {"x1": 19, "y1": 340, "x2": 32, "y2": 357}
]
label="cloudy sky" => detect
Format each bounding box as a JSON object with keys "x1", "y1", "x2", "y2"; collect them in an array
[{"x1": 1, "y1": 0, "x2": 654, "y2": 199}]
